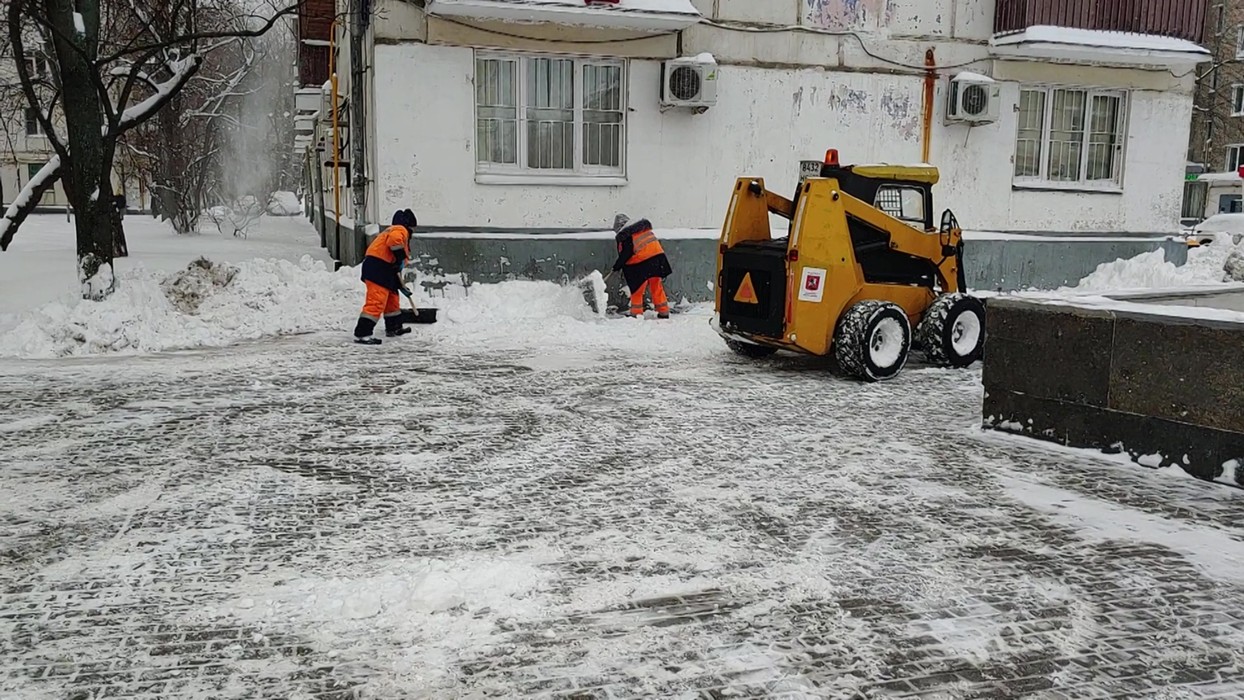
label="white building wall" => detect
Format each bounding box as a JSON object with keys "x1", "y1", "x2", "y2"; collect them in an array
[{"x1": 372, "y1": 40, "x2": 1193, "y2": 234}]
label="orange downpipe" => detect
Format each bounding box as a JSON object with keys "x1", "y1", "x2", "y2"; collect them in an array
[{"x1": 922, "y1": 48, "x2": 936, "y2": 164}]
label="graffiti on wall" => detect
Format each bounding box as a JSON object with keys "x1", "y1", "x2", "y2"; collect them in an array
[{"x1": 804, "y1": 0, "x2": 893, "y2": 30}]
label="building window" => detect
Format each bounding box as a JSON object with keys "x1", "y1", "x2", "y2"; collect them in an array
[
  {"x1": 26, "y1": 52, "x2": 49, "y2": 80},
  {"x1": 1233, "y1": 85, "x2": 1244, "y2": 117},
  {"x1": 1227, "y1": 145, "x2": 1244, "y2": 172},
  {"x1": 27, "y1": 163, "x2": 44, "y2": 181},
  {"x1": 474, "y1": 52, "x2": 626, "y2": 177},
  {"x1": 1013, "y1": 86, "x2": 1127, "y2": 187},
  {"x1": 25, "y1": 108, "x2": 44, "y2": 137}
]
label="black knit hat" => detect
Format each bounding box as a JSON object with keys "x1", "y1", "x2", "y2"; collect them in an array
[{"x1": 391, "y1": 209, "x2": 418, "y2": 229}]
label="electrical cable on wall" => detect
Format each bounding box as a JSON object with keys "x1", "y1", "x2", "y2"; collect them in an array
[{"x1": 699, "y1": 19, "x2": 990, "y2": 72}]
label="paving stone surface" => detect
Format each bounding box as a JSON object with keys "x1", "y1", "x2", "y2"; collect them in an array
[{"x1": 3, "y1": 330, "x2": 1244, "y2": 699}]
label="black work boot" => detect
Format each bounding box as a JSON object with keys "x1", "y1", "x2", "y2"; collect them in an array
[
  {"x1": 354, "y1": 317, "x2": 381, "y2": 345},
  {"x1": 384, "y1": 316, "x2": 412, "y2": 338}
]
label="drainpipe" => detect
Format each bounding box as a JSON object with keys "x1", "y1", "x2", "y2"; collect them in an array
[
  {"x1": 329, "y1": 18, "x2": 342, "y2": 230},
  {"x1": 349, "y1": 0, "x2": 369, "y2": 241},
  {"x1": 922, "y1": 48, "x2": 936, "y2": 164}
]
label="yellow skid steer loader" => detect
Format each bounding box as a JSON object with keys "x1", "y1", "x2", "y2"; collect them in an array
[{"x1": 712, "y1": 150, "x2": 985, "y2": 382}]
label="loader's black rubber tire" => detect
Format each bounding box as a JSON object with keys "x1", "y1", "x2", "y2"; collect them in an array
[
  {"x1": 916, "y1": 293, "x2": 986, "y2": 368},
  {"x1": 725, "y1": 339, "x2": 779, "y2": 359},
  {"x1": 833, "y1": 301, "x2": 911, "y2": 382}
]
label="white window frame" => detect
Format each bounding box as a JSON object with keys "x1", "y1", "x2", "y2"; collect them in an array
[
  {"x1": 1237, "y1": 26, "x2": 1244, "y2": 59},
  {"x1": 1233, "y1": 85, "x2": 1244, "y2": 117},
  {"x1": 474, "y1": 50, "x2": 628, "y2": 186},
  {"x1": 1013, "y1": 84, "x2": 1129, "y2": 192},
  {"x1": 1227, "y1": 144, "x2": 1244, "y2": 172}
]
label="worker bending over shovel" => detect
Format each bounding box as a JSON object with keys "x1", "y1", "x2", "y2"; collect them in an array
[
  {"x1": 612, "y1": 213, "x2": 673, "y2": 319},
  {"x1": 354, "y1": 209, "x2": 418, "y2": 345}
]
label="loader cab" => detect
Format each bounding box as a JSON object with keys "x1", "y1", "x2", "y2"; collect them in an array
[
  {"x1": 798, "y1": 158, "x2": 947, "y2": 289},
  {"x1": 816, "y1": 161, "x2": 936, "y2": 232}
]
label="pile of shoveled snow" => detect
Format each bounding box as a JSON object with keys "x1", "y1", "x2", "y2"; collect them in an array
[
  {"x1": 0, "y1": 257, "x2": 625, "y2": 359},
  {"x1": 0, "y1": 257, "x2": 361, "y2": 358},
  {"x1": 1066, "y1": 235, "x2": 1240, "y2": 292}
]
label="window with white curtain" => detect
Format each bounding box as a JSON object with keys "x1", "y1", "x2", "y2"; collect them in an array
[
  {"x1": 1013, "y1": 86, "x2": 1127, "y2": 188},
  {"x1": 475, "y1": 51, "x2": 626, "y2": 177}
]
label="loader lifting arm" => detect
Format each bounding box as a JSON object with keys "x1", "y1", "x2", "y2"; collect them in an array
[{"x1": 835, "y1": 191, "x2": 964, "y2": 295}]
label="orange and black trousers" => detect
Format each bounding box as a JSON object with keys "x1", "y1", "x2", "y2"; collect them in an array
[
  {"x1": 355, "y1": 256, "x2": 404, "y2": 338},
  {"x1": 629, "y1": 278, "x2": 669, "y2": 317}
]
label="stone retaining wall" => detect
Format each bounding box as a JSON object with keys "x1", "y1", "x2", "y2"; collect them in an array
[{"x1": 982, "y1": 297, "x2": 1244, "y2": 483}]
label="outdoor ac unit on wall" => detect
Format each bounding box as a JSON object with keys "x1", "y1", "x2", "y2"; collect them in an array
[
  {"x1": 661, "y1": 55, "x2": 718, "y2": 113},
  {"x1": 946, "y1": 73, "x2": 1000, "y2": 126}
]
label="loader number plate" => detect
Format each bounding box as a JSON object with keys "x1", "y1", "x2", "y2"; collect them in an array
[{"x1": 799, "y1": 160, "x2": 822, "y2": 182}]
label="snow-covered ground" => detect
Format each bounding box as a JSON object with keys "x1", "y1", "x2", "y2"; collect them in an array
[{"x1": 3, "y1": 216, "x2": 1244, "y2": 698}]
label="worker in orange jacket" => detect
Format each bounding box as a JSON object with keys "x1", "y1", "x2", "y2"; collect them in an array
[
  {"x1": 353, "y1": 209, "x2": 417, "y2": 345},
  {"x1": 612, "y1": 213, "x2": 673, "y2": 318}
]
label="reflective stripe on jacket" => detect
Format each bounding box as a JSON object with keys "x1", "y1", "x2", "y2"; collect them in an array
[{"x1": 627, "y1": 228, "x2": 665, "y2": 265}]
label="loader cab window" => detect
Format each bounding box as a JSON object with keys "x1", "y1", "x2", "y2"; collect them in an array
[{"x1": 875, "y1": 186, "x2": 926, "y2": 230}]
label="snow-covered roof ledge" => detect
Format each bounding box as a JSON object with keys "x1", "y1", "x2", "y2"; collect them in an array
[
  {"x1": 425, "y1": 0, "x2": 702, "y2": 32},
  {"x1": 990, "y1": 26, "x2": 1210, "y2": 69}
]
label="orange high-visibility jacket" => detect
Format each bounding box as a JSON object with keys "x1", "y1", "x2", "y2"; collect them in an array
[
  {"x1": 361, "y1": 225, "x2": 411, "y2": 292},
  {"x1": 365, "y1": 225, "x2": 411, "y2": 264},
  {"x1": 612, "y1": 218, "x2": 673, "y2": 290}
]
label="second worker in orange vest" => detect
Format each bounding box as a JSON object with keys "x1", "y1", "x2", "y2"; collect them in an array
[{"x1": 612, "y1": 213, "x2": 673, "y2": 319}]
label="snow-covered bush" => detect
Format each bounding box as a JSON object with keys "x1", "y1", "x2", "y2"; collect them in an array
[{"x1": 267, "y1": 191, "x2": 301, "y2": 217}]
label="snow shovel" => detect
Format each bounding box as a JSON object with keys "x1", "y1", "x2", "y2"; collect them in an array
[
  {"x1": 397, "y1": 288, "x2": 439, "y2": 325},
  {"x1": 575, "y1": 270, "x2": 614, "y2": 315}
]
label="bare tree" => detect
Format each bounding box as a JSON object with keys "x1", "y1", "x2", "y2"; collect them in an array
[{"x1": 0, "y1": 0, "x2": 301, "y2": 299}]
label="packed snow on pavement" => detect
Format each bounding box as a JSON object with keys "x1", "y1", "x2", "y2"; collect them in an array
[{"x1": 3, "y1": 216, "x2": 1244, "y2": 698}]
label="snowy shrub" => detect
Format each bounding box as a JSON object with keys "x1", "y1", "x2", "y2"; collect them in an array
[{"x1": 266, "y1": 191, "x2": 301, "y2": 217}]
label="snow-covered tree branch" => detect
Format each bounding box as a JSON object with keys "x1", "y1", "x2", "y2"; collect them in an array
[{"x1": 0, "y1": 0, "x2": 306, "y2": 300}]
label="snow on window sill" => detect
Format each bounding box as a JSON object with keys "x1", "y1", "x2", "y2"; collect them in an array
[
  {"x1": 1012, "y1": 180, "x2": 1123, "y2": 195},
  {"x1": 475, "y1": 172, "x2": 628, "y2": 187}
]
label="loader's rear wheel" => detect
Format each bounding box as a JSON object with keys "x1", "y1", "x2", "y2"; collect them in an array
[
  {"x1": 916, "y1": 293, "x2": 986, "y2": 368},
  {"x1": 725, "y1": 339, "x2": 779, "y2": 359},
  {"x1": 833, "y1": 301, "x2": 911, "y2": 382}
]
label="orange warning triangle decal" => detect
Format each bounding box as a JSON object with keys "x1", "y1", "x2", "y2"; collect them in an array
[{"x1": 733, "y1": 272, "x2": 759, "y2": 305}]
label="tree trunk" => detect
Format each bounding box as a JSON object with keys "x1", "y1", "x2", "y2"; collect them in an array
[{"x1": 48, "y1": 0, "x2": 116, "y2": 298}]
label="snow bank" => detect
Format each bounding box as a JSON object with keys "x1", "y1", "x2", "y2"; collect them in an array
[
  {"x1": 0, "y1": 254, "x2": 685, "y2": 359},
  {"x1": 0, "y1": 257, "x2": 360, "y2": 358},
  {"x1": 266, "y1": 191, "x2": 302, "y2": 217},
  {"x1": 1065, "y1": 236, "x2": 1239, "y2": 292}
]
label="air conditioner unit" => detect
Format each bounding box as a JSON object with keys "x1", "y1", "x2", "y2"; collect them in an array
[
  {"x1": 661, "y1": 55, "x2": 718, "y2": 112},
  {"x1": 946, "y1": 73, "x2": 1000, "y2": 125}
]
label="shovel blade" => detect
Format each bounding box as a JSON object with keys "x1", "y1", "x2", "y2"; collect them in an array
[{"x1": 399, "y1": 308, "x2": 438, "y2": 324}]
